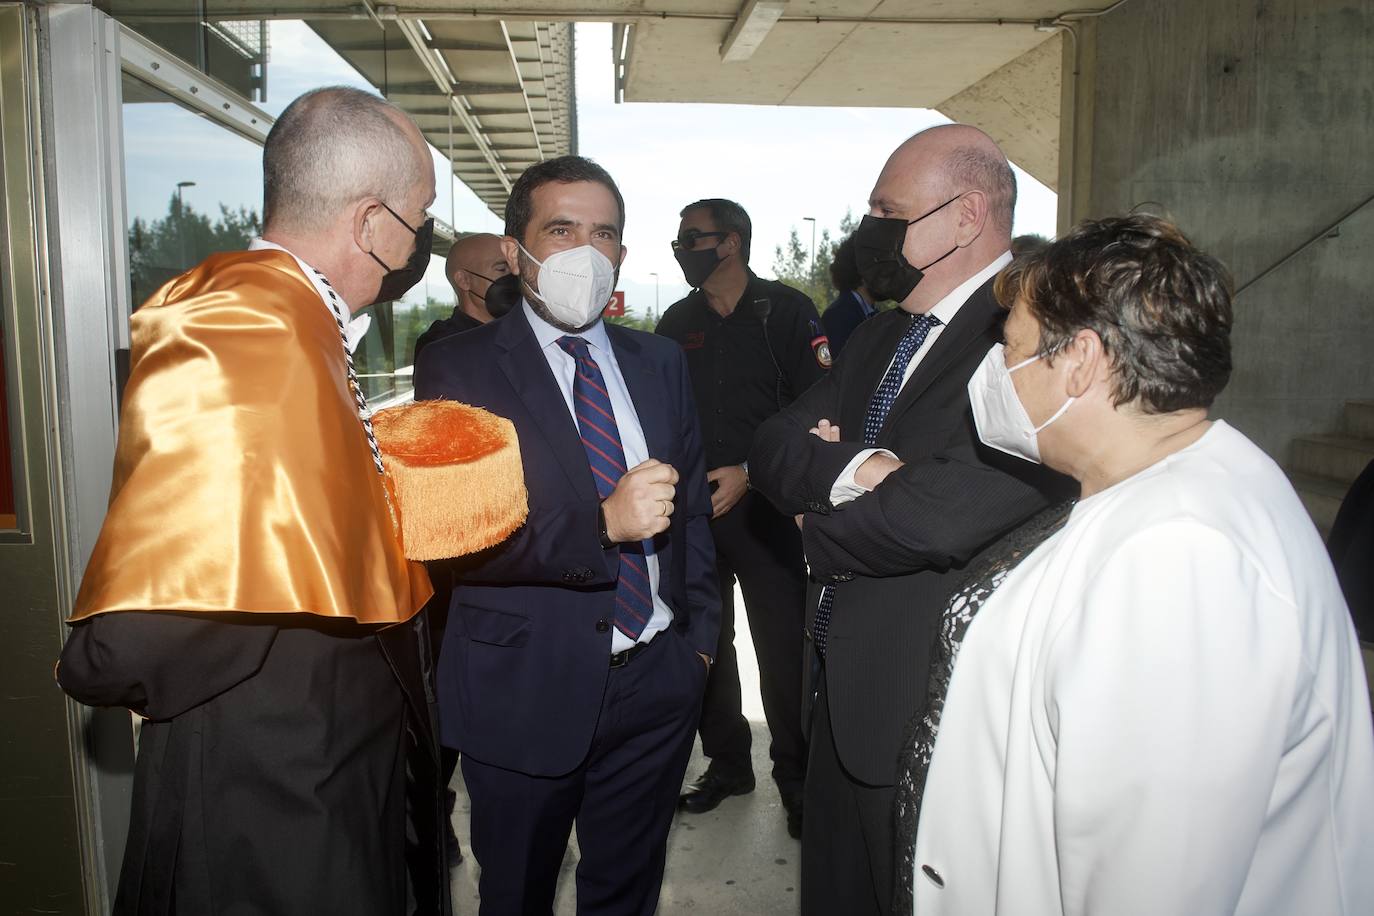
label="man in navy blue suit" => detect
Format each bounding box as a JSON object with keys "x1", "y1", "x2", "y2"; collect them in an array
[{"x1": 413, "y1": 156, "x2": 719, "y2": 916}]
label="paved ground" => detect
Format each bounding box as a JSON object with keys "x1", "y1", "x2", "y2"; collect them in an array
[{"x1": 447, "y1": 587, "x2": 803, "y2": 915}]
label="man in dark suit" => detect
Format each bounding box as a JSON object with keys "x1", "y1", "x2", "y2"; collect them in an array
[
  {"x1": 412, "y1": 232, "x2": 512, "y2": 361},
  {"x1": 414, "y1": 155, "x2": 719, "y2": 916},
  {"x1": 748, "y1": 124, "x2": 1066, "y2": 916},
  {"x1": 820, "y1": 233, "x2": 878, "y2": 358}
]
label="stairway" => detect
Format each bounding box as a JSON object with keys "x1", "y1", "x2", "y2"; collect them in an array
[
  {"x1": 1287, "y1": 400, "x2": 1374, "y2": 712},
  {"x1": 1288, "y1": 400, "x2": 1374, "y2": 540}
]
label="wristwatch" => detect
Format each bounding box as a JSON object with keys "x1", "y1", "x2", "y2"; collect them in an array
[{"x1": 597, "y1": 502, "x2": 616, "y2": 549}]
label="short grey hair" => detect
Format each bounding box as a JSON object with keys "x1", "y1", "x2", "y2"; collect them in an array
[
  {"x1": 263, "y1": 87, "x2": 424, "y2": 233},
  {"x1": 943, "y1": 145, "x2": 1017, "y2": 233}
]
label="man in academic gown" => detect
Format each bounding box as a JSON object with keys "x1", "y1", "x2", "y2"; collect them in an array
[{"x1": 56, "y1": 87, "x2": 450, "y2": 916}]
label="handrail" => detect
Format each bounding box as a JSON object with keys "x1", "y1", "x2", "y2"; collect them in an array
[{"x1": 1234, "y1": 191, "x2": 1374, "y2": 297}]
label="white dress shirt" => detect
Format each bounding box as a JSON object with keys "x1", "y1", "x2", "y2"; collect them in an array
[
  {"x1": 522, "y1": 300, "x2": 673, "y2": 653},
  {"x1": 829, "y1": 250, "x2": 1012, "y2": 504},
  {"x1": 912, "y1": 421, "x2": 1374, "y2": 915},
  {"x1": 248, "y1": 238, "x2": 372, "y2": 352}
]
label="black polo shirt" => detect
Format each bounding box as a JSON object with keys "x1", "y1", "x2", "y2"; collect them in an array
[{"x1": 656, "y1": 275, "x2": 829, "y2": 470}]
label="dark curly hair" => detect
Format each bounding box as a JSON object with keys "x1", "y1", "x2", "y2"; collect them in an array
[
  {"x1": 829, "y1": 234, "x2": 862, "y2": 293},
  {"x1": 994, "y1": 214, "x2": 1234, "y2": 414}
]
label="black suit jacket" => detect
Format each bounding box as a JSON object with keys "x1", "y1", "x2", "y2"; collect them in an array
[
  {"x1": 413, "y1": 307, "x2": 720, "y2": 777},
  {"x1": 749, "y1": 276, "x2": 1068, "y2": 786},
  {"x1": 412, "y1": 307, "x2": 481, "y2": 364}
]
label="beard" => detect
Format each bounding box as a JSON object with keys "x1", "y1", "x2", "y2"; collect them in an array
[
  {"x1": 516, "y1": 252, "x2": 616, "y2": 334},
  {"x1": 522, "y1": 281, "x2": 600, "y2": 333}
]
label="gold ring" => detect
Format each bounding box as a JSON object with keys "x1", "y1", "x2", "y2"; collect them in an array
[{"x1": 660, "y1": 500, "x2": 670, "y2": 517}]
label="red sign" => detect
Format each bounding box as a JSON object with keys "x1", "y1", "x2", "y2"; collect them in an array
[{"x1": 603, "y1": 290, "x2": 626, "y2": 317}]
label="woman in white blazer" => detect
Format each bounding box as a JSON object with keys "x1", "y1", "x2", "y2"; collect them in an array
[{"x1": 898, "y1": 214, "x2": 1374, "y2": 916}]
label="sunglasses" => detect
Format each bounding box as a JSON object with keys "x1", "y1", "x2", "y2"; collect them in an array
[{"x1": 671, "y1": 229, "x2": 728, "y2": 253}]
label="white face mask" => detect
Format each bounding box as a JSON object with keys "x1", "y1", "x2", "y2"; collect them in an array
[
  {"x1": 967, "y1": 343, "x2": 1075, "y2": 464},
  {"x1": 517, "y1": 242, "x2": 618, "y2": 330}
]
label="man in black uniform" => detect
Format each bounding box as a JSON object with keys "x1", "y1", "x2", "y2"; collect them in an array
[
  {"x1": 412, "y1": 232, "x2": 516, "y2": 361},
  {"x1": 656, "y1": 198, "x2": 828, "y2": 837}
]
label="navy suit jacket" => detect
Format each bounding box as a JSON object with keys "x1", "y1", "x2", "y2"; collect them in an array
[{"x1": 413, "y1": 307, "x2": 720, "y2": 777}]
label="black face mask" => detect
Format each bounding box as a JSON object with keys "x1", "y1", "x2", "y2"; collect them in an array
[
  {"x1": 674, "y1": 245, "x2": 724, "y2": 289},
  {"x1": 852, "y1": 194, "x2": 963, "y2": 303},
  {"x1": 368, "y1": 203, "x2": 434, "y2": 306},
  {"x1": 477, "y1": 272, "x2": 522, "y2": 319}
]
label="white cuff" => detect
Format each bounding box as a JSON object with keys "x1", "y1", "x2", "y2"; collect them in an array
[{"x1": 829, "y1": 448, "x2": 898, "y2": 505}]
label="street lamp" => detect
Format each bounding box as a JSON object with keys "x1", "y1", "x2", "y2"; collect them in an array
[
  {"x1": 648, "y1": 271, "x2": 660, "y2": 322},
  {"x1": 802, "y1": 216, "x2": 816, "y2": 281},
  {"x1": 175, "y1": 180, "x2": 196, "y2": 211},
  {"x1": 175, "y1": 181, "x2": 197, "y2": 266}
]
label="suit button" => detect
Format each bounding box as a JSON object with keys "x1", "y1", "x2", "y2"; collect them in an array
[
  {"x1": 562, "y1": 570, "x2": 576, "y2": 582},
  {"x1": 595, "y1": 619, "x2": 610, "y2": 633},
  {"x1": 921, "y1": 865, "x2": 944, "y2": 888},
  {"x1": 575, "y1": 566, "x2": 593, "y2": 581}
]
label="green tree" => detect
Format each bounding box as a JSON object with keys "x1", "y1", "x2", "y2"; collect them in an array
[
  {"x1": 771, "y1": 209, "x2": 861, "y2": 309},
  {"x1": 128, "y1": 195, "x2": 262, "y2": 306},
  {"x1": 605, "y1": 309, "x2": 657, "y2": 332}
]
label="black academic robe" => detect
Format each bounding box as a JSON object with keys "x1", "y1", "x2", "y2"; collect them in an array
[{"x1": 58, "y1": 611, "x2": 450, "y2": 916}]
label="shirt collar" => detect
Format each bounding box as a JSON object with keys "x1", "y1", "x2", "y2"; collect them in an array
[
  {"x1": 523, "y1": 298, "x2": 613, "y2": 355},
  {"x1": 248, "y1": 238, "x2": 372, "y2": 352},
  {"x1": 924, "y1": 250, "x2": 1013, "y2": 327}
]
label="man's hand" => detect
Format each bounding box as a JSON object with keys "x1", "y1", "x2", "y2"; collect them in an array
[
  {"x1": 854, "y1": 452, "x2": 904, "y2": 490},
  {"x1": 809, "y1": 419, "x2": 842, "y2": 442},
  {"x1": 603, "y1": 459, "x2": 678, "y2": 542},
  {"x1": 707, "y1": 465, "x2": 748, "y2": 519}
]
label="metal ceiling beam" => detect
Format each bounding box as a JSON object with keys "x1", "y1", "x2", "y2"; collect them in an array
[
  {"x1": 327, "y1": 36, "x2": 509, "y2": 52},
  {"x1": 501, "y1": 21, "x2": 545, "y2": 160},
  {"x1": 387, "y1": 13, "x2": 512, "y2": 192}
]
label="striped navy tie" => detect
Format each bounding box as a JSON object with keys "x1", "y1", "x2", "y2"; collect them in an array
[{"x1": 557, "y1": 336, "x2": 654, "y2": 641}]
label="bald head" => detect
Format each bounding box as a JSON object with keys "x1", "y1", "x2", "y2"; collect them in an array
[
  {"x1": 263, "y1": 87, "x2": 431, "y2": 236},
  {"x1": 864, "y1": 123, "x2": 1017, "y2": 313},
  {"x1": 446, "y1": 232, "x2": 510, "y2": 322},
  {"x1": 883, "y1": 124, "x2": 1016, "y2": 234}
]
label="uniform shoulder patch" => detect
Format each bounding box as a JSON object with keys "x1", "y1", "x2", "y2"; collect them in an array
[{"x1": 811, "y1": 334, "x2": 833, "y2": 369}]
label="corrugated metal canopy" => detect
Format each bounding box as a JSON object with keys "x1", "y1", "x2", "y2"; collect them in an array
[{"x1": 309, "y1": 15, "x2": 576, "y2": 214}]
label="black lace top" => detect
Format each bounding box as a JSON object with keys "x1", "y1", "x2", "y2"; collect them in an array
[{"x1": 893, "y1": 502, "x2": 1074, "y2": 913}]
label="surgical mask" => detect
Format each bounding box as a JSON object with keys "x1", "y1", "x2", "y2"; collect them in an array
[
  {"x1": 517, "y1": 242, "x2": 618, "y2": 329},
  {"x1": 852, "y1": 194, "x2": 963, "y2": 302},
  {"x1": 967, "y1": 344, "x2": 1074, "y2": 464},
  {"x1": 367, "y1": 203, "x2": 434, "y2": 306},
  {"x1": 674, "y1": 245, "x2": 724, "y2": 289},
  {"x1": 479, "y1": 272, "x2": 522, "y2": 319}
]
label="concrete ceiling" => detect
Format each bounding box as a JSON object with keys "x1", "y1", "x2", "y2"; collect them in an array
[{"x1": 120, "y1": 0, "x2": 1115, "y2": 204}]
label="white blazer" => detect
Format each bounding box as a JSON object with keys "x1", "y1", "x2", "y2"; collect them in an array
[{"x1": 913, "y1": 421, "x2": 1374, "y2": 916}]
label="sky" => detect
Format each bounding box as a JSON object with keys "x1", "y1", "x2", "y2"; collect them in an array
[{"x1": 122, "y1": 20, "x2": 1056, "y2": 318}]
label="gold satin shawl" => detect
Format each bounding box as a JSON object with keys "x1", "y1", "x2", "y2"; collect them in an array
[{"x1": 70, "y1": 249, "x2": 432, "y2": 625}]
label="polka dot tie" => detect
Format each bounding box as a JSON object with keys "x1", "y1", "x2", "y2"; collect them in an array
[{"x1": 813, "y1": 312, "x2": 942, "y2": 658}]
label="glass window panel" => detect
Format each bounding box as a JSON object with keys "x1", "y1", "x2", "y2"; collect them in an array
[
  {"x1": 119, "y1": 20, "x2": 487, "y2": 402},
  {"x1": 0, "y1": 310, "x2": 15, "y2": 530},
  {"x1": 121, "y1": 73, "x2": 263, "y2": 308}
]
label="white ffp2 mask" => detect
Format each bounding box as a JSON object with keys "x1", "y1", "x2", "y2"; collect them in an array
[
  {"x1": 518, "y1": 242, "x2": 617, "y2": 329},
  {"x1": 967, "y1": 344, "x2": 1074, "y2": 464}
]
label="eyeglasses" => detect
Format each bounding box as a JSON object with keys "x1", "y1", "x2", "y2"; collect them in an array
[{"x1": 671, "y1": 230, "x2": 727, "y2": 253}]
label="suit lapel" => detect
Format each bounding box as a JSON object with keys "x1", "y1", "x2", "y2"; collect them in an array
[
  {"x1": 495, "y1": 308, "x2": 597, "y2": 495},
  {"x1": 878, "y1": 278, "x2": 1002, "y2": 440},
  {"x1": 607, "y1": 325, "x2": 671, "y2": 461}
]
